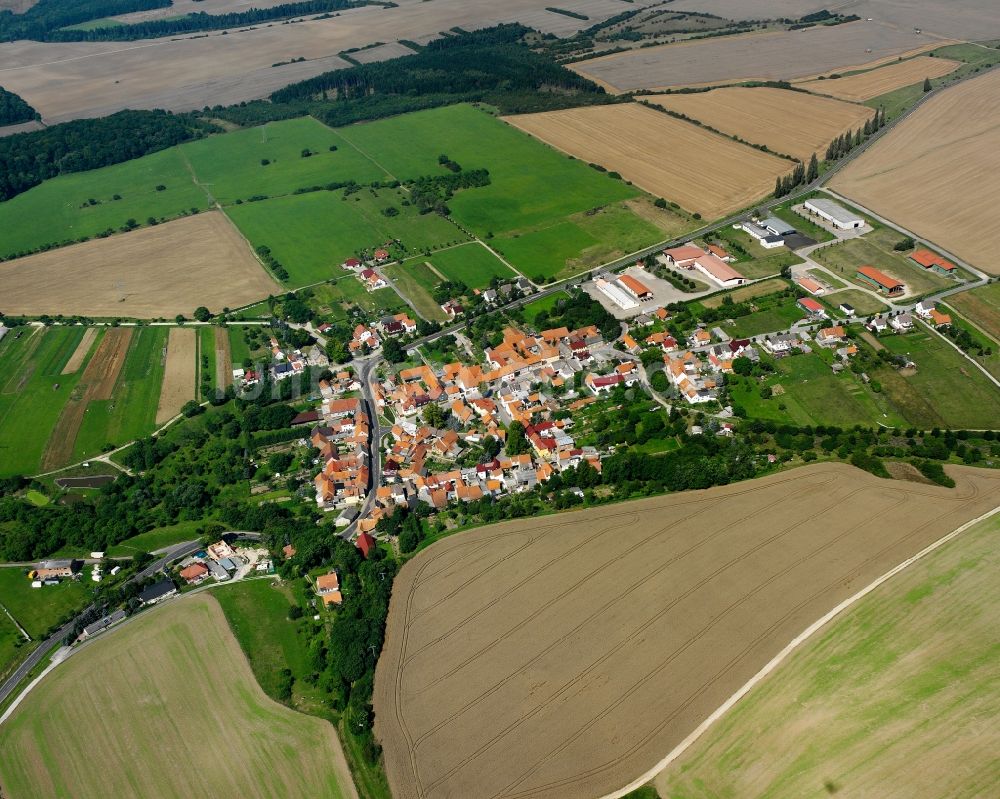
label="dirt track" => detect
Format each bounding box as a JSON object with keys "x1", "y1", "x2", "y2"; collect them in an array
[
  {"x1": 374, "y1": 463, "x2": 1000, "y2": 799},
  {"x1": 41, "y1": 328, "x2": 131, "y2": 470},
  {"x1": 215, "y1": 327, "x2": 232, "y2": 391},
  {"x1": 0, "y1": 212, "x2": 279, "y2": 319}
]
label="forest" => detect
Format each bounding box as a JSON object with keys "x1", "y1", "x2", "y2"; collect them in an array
[
  {"x1": 0, "y1": 86, "x2": 39, "y2": 126},
  {"x1": 0, "y1": 0, "x2": 167, "y2": 42}
]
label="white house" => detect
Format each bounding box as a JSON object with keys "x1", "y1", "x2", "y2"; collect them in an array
[{"x1": 890, "y1": 313, "x2": 914, "y2": 332}]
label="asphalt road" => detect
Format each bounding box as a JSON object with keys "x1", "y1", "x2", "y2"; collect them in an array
[{"x1": 0, "y1": 539, "x2": 201, "y2": 707}]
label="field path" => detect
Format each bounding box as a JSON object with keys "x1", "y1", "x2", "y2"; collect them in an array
[
  {"x1": 155, "y1": 327, "x2": 196, "y2": 424},
  {"x1": 214, "y1": 327, "x2": 232, "y2": 390},
  {"x1": 41, "y1": 328, "x2": 132, "y2": 471},
  {"x1": 60, "y1": 328, "x2": 97, "y2": 375}
]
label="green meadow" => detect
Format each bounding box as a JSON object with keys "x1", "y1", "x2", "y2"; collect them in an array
[
  {"x1": 0, "y1": 327, "x2": 90, "y2": 477},
  {"x1": 0, "y1": 148, "x2": 207, "y2": 259},
  {"x1": 71, "y1": 326, "x2": 167, "y2": 461},
  {"x1": 424, "y1": 242, "x2": 517, "y2": 288},
  {"x1": 180, "y1": 116, "x2": 388, "y2": 204},
  {"x1": 874, "y1": 329, "x2": 1000, "y2": 429},
  {"x1": 227, "y1": 186, "x2": 465, "y2": 286}
]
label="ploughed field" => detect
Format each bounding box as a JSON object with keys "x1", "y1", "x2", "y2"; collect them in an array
[
  {"x1": 374, "y1": 463, "x2": 1000, "y2": 799},
  {"x1": 0, "y1": 595, "x2": 354, "y2": 799},
  {"x1": 569, "y1": 21, "x2": 942, "y2": 92},
  {"x1": 830, "y1": 68, "x2": 1000, "y2": 276}
]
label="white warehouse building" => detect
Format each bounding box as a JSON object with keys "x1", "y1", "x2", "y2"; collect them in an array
[{"x1": 804, "y1": 198, "x2": 864, "y2": 230}]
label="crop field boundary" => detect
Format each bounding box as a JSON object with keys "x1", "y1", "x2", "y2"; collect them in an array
[{"x1": 609, "y1": 501, "x2": 1000, "y2": 799}]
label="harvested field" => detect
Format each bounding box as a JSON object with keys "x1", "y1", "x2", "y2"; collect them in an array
[
  {"x1": 0, "y1": 212, "x2": 279, "y2": 318},
  {"x1": 41, "y1": 328, "x2": 131, "y2": 471},
  {"x1": 155, "y1": 327, "x2": 196, "y2": 425},
  {"x1": 348, "y1": 41, "x2": 417, "y2": 64},
  {"x1": 505, "y1": 103, "x2": 789, "y2": 219},
  {"x1": 374, "y1": 463, "x2": 1000, "y2": 799},
  {"x1": 656, "y1": 510, "x2": 1000, "y2": 799},
  {"x1": 830, "y1": 68, "x2": 1000, "y2": 276},
  {"x1": 646, "y1": 87, "x2": 873, "y2": 161},
  {"x1": 570, "y1": 22, "x2": 943, "y2": 92},
  {"x1": 215, "y1": 327, "x2": 232, "y2": 390},
  {"x1": 59, "y1": 328, "x2": 97, "y2": 374},
  {"x1": 0, "y1": 595, "x2": 356, "y2": 799},
  {"x1": 0, "y1": 0, "x2": 610, "y2": 123},
  {"x1": 799, "y1": 56, "x2": 961, "y2": 102}
]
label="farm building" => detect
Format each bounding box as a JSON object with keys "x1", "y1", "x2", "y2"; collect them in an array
[
  {"x1": 707, "y1": 244, "x2": 733, "y2": 262},
  {"x1": 618, "y1": 274, "x2": 654, "y2": 301},
  {"x1": 857, "y1": 265, "x2": 905, "y2": 296},
  {"x1": 909, "y1": 249, "x2": 957, "y2": 275},
  {"x1": 760, "y1": 216, "x2": 796, "y2": 237},
  {"x1": 594, "y1": 277, "x2": 639, "y2": 311},
  {"x1": 797, "y1": 297, "x2": 827, "y2": 317},
  {"x1": 692, "y1": 254, "x2": 746, "y2": 288},
  {"x1": 803, "y1": 199, "x2": 864, "y2": 229},
  {"x1": 795, "y1": 276, "x2": 825, "y2": 295},
  {"x1": 661, "y1": 244, "x2": 705, "y2": 266},
  {"x1": 839, "y1": 302, "x2": 856, "y2": 316},
  {"x1": 740, "y1": 221, "x2": 784, "y2": 248}
]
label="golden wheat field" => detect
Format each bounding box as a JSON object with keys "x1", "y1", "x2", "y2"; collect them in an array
[
  {"x1": 374, "y1": 463, "x2": 1000, "y2": 799},
  {"x1": 800, "y1": 56, "x2": 961, "y2": 102},
  {"x1": 0, "y1": 211, "x2": 279, "y2": 318},
  {"x1": 646, "y1": 87, "x2": 873, "y2": 161},
  {"x1": 831, "y1": 68, "x2": 1000, "y2": 276},
  {"x1": 505, "y1": 103, "x2": 789, "y2": 218}
]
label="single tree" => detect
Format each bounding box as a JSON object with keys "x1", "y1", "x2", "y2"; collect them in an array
[
  {"x1": 923, "y1": 76, "x2": 932, "y2": 92},
  {"x1": 806, "y1": 152, "x2": 819, "y2": 182}
]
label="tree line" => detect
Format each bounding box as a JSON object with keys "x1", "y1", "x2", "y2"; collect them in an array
[{"x1": 47, "y1": 0, "x2": 376, "y2": 42}]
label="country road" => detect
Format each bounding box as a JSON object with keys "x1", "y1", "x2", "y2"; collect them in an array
[{"x1": 0, "y1": 539, "x2": 201, "y2": 707}]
